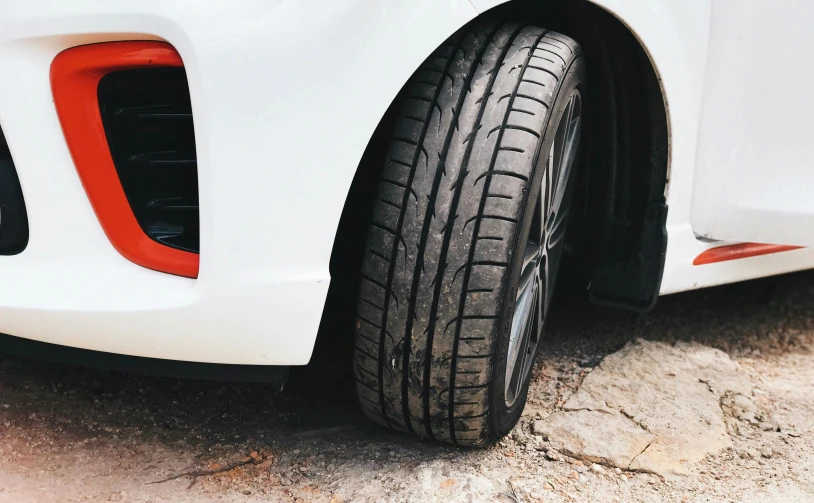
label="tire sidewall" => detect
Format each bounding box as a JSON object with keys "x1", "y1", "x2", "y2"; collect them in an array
[{"x1": 488, "y1": 52, "x2": 587, "y2": 440}]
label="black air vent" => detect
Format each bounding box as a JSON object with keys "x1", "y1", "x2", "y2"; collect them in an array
[
  {"x1": 98, "y1": 68, "x2": 199, "y2": 253},
  {"x1": 0, "y1": 126, "x2": 28, "y2": 255}
]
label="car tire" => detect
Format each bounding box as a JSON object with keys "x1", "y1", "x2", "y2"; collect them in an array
[{"x1": 354, "y1": 20, "x2": 585, "y2": 446}]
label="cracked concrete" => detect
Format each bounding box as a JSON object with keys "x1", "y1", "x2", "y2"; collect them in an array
[{"x1": 533, "y1": 339, "x2": 758, "y2": 476}]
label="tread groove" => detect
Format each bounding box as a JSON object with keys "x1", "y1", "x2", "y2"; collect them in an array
[
  {"x1": 370, "y1": 221, "x2": 397, "y2": 236},
  {"x1": 521, "y1": 77, "x2": 550, "y2": 87},
  {"x1": 530, "y1": 54, "x2": 558, "y2": 65},
  {"x1": 357, "y1": 332, "x2": 379, "y2": 346},
  {"x1": 379, "y1": 199, "x2": 403, "y2": 211},
  {"x1": 369, "y1": 249, "x2": 391, "y2": 262},
  {"x1": 503, "y1": 124, "x2": 541, "y2": 137},
  {"x1": 526, "y1": 65, "x2": 559, "y2": 79},
  {"x1": 361, "y1": 297, "x2": 385, "y2": 311},
  {"x1": 390, "y1": 158, "x2": 412, "y2": 168},
  {"x1": 515, "y1": 93, "x2": 548, "y2": 107},
  {"x1": 360, "y1": 273, "x2": 387, "y2": 290},
  {"x1": 355, "y1": 346, "x2": 379, "y2": 361},
  {"x1": 474, "y1": 170, "x2": 529, "y2": 185},
  {"x1": 357, "y1": 315, "x2": 382, "y2": 330},
  {"x1": 482, "y1": 214, "x2": 519, "y2": 224},
  {"x1": 536, "y1": 44, "x2": 567, "y2": 64}
]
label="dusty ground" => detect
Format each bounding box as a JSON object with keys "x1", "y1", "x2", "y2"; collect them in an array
[{"x1": 2, "y1": 270, "x2": 814, "y2": 502}]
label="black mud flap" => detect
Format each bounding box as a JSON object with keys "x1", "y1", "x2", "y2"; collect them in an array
[{"x1": 588, "y1": 202, "x2": 668, "y2": 312}]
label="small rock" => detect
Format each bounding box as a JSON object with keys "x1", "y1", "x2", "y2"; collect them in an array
[
  {"x1": 439, "y1": 478, "x2": 456, "y2": 489},
  {"x1": 280, "y1": 478, "x2": 291, "y2": 486},
  {"x1": 545, "y1": 451, "x2": 562, "y2": 462},
  {"x1": 575, "y1": 465, "x2": 588, "y2": 473},
  {"x1": 419, "y1": 468, "x2": 434, "y2": 491},
  {"x1": 614, "y1": 467, "x2": 622, "y2": 475},
  {"x1": 761, "y1": 419, "x2": 780, "y2": 432},
  {"x1": 242, "y1": 490, "x2": 251, "y2": 495},
  {"x1": 590, "y1": 464, "x2": 604, "y2": 473},
  {"x1": 531, "y1": 421, "x2": 548, "y2": 438},
  {"x1": 761, "y1": 448, "x2": 773, "y2": 459},
  {"x1": 738, "y1": 449, "x2": 755, "y2": 459},
  {"x1": 568, "y1": 471, "x2": 579, "y2": 480},
  {"x1": 648, "y1": 476, "x2": 658, "y2": 485},
  {"x1": 619, "y1": 474, "x2": 628, "y2": 482}
]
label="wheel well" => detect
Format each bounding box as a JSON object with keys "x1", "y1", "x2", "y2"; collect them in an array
[{"x1": 318, "y1": 0, "x2": 669, "y2": 351}]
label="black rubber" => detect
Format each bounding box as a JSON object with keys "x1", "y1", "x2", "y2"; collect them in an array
[{"x1": 354, "y1": 21, "x2": 584, "y2": 446}]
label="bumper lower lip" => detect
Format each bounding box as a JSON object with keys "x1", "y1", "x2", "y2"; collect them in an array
[
  {"x1": 0, "y1": 332, "x2": 289, "y2": 383},
  {"x1": 0, "y1": 256, "x2": 329, "y2": 366}
]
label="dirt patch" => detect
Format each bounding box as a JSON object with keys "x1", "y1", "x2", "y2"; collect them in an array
[{"x1": 1, "y1": 271, "x2": 814, "y2": 502}]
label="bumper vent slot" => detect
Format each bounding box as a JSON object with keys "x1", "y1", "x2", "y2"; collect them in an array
[
  {"x1": 98, "y1": 68, "x2": 199, "y2": 253},
  {"x1": 0, "y1": 127, "x2": 28, "y2": 255}
]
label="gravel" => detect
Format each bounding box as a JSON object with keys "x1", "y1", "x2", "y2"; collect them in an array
[{"x1": 1, "y1": 270, "x2": 814, "y2": 502}]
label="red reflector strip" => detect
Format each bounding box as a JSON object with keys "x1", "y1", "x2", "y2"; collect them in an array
[
  {"x1": 51, "y1": 42, "x2": 199, "y2": 278},
  {"x1": 693, "y1": 243, "x2": 803, "y2": 266}
]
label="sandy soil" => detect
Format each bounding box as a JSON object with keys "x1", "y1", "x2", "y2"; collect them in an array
[{"x1": 1, "y1": 270, "x2": 814, "y2": 502}]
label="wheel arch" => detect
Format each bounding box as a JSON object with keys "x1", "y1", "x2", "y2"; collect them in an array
[{"x1": 322, "y1": 0, "x2": 673, "y2": 347}]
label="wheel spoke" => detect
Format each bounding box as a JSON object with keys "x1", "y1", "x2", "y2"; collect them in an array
[
  {"x1": 539, "y1": 166, "x2": 549, "y2": 244},
  {"x1": 536, "y1": 254, "x2": 546, "y2": 338},
  {"x1": 546, "y1": 205, "x2": 570, "y2": 250},
  {"x1": 550, "y1": 95, "x2": 582, "y2": 219},
  {"x1": 547, "y1": 97, "x2": 570, "y2": 208},
  {"x1": 546, "y1": 93, "x2": 581, "y2": 251},
  {"x1": 507, "y1": 252, "x2": 538, "y2": 400},
  {"x1": 542, "y1": 248, "x2": 554, "y2": 319},
  {"x1": 519, "y1": 242, "x2": 539, "y2": 295}
]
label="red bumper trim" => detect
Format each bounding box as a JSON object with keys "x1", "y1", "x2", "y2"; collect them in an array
[{"x1": 51, "y1": 41, "x2": 198, "y2": 278}]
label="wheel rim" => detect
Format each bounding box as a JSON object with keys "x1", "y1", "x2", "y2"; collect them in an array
[{"x1": 504, "y1": 90, "x2": 582, "y2": 407}]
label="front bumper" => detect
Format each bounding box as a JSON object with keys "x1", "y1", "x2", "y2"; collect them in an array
[{"x1": 0, "y1": 0, "x2": 476, "y2": 365}]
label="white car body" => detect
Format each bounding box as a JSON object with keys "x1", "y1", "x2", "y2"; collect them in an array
[{"x1": 0, "y1": 0, "x2": 811, "y2": 366}]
